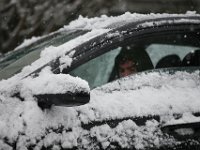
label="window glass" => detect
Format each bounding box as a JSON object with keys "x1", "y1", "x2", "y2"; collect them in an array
[
  {"x1": 70, "y1": 48, "x2": 121, "y2": 89},
  {"x1": 0, "y1": 49, "x2": 41, "y2": 80},
  {"x1": 146, "y1": 44, "x2": 199, "y2": 67},
  {"x1": 0, "y1": 30, "x2": 88, "y2": 80}
]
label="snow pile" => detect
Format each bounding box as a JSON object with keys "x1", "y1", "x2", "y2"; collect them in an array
[
  {"x1": 89, "y1": 119, "x2": 175, "y2": 149},
  {"x1": 59, "y1": 51, "x2": 75, "y2": 71},
  {"x1": 59, "y1": 119, "x2": 175, "y2": 150},
  {"x1": 164, "y1": 112, "x2": 200, "y2": 126},
  {"x1": 0, "y1": 66, "x2": 89, "y2": 100},
  {"x1": 80, "y1": 71, "x2": 200, "y2": 123},
  {"x1": 64, "y1": 11, "x2": 200, "y2": 30},
  {"x1": 14, "y1": 36, "x2": 42, "y2": 50},
  {"x1": 1, "y1": 71, "x2": 200, "y2": 149},
  {"x1": 20, "y1": 67, "x2": 89, "y2": 99},
  {"x1": 97, "y1": 70, "x2": 200, "y2": 93}
]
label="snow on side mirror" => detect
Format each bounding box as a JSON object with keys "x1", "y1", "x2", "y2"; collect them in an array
[{"x1": 21, "y1": 70, "x2": 90, "y2": 108}]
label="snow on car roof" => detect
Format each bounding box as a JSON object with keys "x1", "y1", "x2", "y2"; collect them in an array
[
  {"x1": 14, "y1": 36, "x2": 43, "y2": 51},
  {"x1": 0, "y1": 12, "x2": 200, "y2": 149},
  {"x1": 64, "y1": 11, "x2": 200, "y2": 30}
]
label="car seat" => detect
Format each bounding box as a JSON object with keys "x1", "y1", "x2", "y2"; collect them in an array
[
  {"x1": 182, "y1": 49, "x2": 200, "y2": 66},
  {"x1": 156, "y1": 54, "x2": 181, "y2": 69}
]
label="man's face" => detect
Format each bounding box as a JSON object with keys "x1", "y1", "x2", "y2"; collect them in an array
[{"x1": 119, "y1": 60, "x2": 137, "y2": 78}]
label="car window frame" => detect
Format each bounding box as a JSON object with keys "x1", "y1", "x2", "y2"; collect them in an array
[
  {"x1": 0, "y1": 29, "x2": 90, "y2": 80},
  {"x1": 59, "y1": 18, "x2": 200, "y2": 76},
  {"x1": 24, "y1": 16, "x2": 200, "y2": 78},
  {"x1": 0, "y1": 29, "x2": 89, "y2": 70}
]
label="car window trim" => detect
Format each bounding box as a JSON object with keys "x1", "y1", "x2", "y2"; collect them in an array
[{"x1": 60, "y1": 23, "x2": 200, "y2": 74}]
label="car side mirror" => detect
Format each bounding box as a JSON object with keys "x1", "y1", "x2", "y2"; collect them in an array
[
  {"x1": 21, "y1": 72, "x2": 90, "y2": 109},
  {"x1": 35, "y1": 92, "x2": 90, "y2": 109}
]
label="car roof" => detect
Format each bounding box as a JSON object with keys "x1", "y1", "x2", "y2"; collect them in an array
[
  {"x1": 5, "y1": 12, "x2": 200, "y2": 58},
  {"x1": 7, "y1": 12, "x2": 200, "y2": 55},
  {"x1": 65, "y1": 12, "x2": 200, "y2": 29}
]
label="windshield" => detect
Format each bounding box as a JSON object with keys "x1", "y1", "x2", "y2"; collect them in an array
[{"x1": 0, "y1": 29, "x2": 88, "y2": 80}]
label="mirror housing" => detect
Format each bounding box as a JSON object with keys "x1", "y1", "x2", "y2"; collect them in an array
[
  {"x1": 35, "y1": 92, "x2": 90, "y2": 109},
  {"x1": 20, "y1": 71, "x2": 90, "y2": 109}
]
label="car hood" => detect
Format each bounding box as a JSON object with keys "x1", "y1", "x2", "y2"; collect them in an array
[{"x1": 0, "y1": 70, "x2": 200, "y2": 149}]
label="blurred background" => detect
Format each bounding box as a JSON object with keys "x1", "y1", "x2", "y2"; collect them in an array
[{"x1": 0, "y1": 0, "x2": 200, "y2": 54}]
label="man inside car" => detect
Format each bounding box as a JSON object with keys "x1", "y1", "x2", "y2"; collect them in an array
[
  {"x1": 116, "y1": 45, "x2": 153, "y2": 78},
  {"x1": 118, "y1": 54, "x2": 138, "y2": 78}
]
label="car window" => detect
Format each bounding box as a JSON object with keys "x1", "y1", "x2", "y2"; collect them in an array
[
  {"x1": 0, "y1": 50, "x2": 41, "y2": 80},
  {"x1": 69, "y1": 31, "x2": 200, "y2": 89},
  {"x1": 0, "y1": 30, "x2": 87, "y2": 70},
  {"x1": 146, "y1": 44, "x2": 199, "y2": 68},
  {"x1": 70, "y1": 48, "x2": 121, "y2": 89}
]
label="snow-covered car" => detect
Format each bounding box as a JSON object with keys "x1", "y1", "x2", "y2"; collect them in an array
[{"x1": 0, "y1": 12, "x2": 200, "y2": 150}]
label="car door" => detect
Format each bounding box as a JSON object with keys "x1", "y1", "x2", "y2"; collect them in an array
[{"x1": 59, "y1": 18, "x2": 200, "y2": 149}]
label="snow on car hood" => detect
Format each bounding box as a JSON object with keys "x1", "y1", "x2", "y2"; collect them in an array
[{"x1": 1, "y1": 71, "x2": 200, "y2": 149}]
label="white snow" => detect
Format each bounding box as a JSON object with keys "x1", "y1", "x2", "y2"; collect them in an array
[
  {"x1": 164, "y1": 112, "x2": 200, "y2": 126},
  {"x1": 59, "y1": 51, "x2": 75, "y2": 72},
  {"x1": 12, "y1": 11, "x2": 200, "y2": 57},
  {"x1": 78, "y1": 71, "x2": 200, "y2": 123},
  {"x1": 139, "y1": 18, "x2": 200, "y2": 28},
  {"x1": 14, "y1": 36, "x2": 42, "y2": 51},
  {"x1": 63, "y1": 11, "x2": 200, "y2": 30},
  {"x1": 20, "y1": 67, "x2": 90, "y2": 99},
  {"x1": 20, "y1": 28, "x2": 108, "y2": 77},
  {"x1": 0, "y1": 70, "x2": 200, "y2": 149},
  {"x1": 0, "y1": 28, "x2": 109, "y2": 98},
  {"x1": 0, "y1": 12, "x2": 200, "y2": 149}
]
